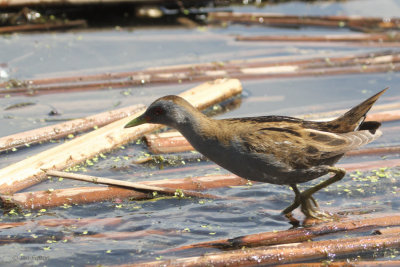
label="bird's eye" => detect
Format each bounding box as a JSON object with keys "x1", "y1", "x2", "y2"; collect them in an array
[{"x1": 153, "y1": 107, "x2": 163, "y2": 115}]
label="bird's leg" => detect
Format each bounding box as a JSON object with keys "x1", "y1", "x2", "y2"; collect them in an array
[
  {"x1": 295, "y1": 186, "x2": 318, "y2": 209},
  {"x1": 283, "y1": 167, "x2": 346, "y2": 218},
  {"x1": 299, "y1": 167, "x2": 345, "y2": 218},
  {"x1": 301, "y1": 167, "x2": 346, "y2": 204},
  {"x1": 282, "y1": 184, "x2": 300, "y2": 215},
  {"x1": 283, "y1": 184, "x2": 319, "y2": 216}
]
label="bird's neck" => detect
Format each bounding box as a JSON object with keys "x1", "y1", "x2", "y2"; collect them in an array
[{"x1": 173, "y1": 109, "x2": 216, "y2": 142}]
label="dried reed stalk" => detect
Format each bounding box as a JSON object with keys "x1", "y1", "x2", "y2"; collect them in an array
[
  {"x1": 4, "y1": 155, "x2": 398, "y2": 210},
  {"x1": 2, "y1": 174, "x2": 247, "y2": 210},
  {"x1": 45, "y1": 170, "x2": 221, "y2": 199},
  {"x1": 301, "y1": 102, "x2": 400, "y2": 121},
  {"x1": 145, "y1": 131, "x2": 194, "y2": 154},
  {"x1": 0, "y1": 104, "x2": 145, "y2": 152},
  {"x1": 366, "y1": 109, "x2": 400, "y2": 122},
  {"x1": 278, "y1": 261, "x2": 400, "y2": 267},
  {"x1": 208, "y1": 12, "x2": 400, "y2": 31},
  {"x1": 346, "y1": 145, "x2": 400, "y2": 156},
  {"x1": 0, "y1": 110, "x2": 155, "y2": 194},
  {"x1": 1, "y1": 50, "x2": 395, "y2": 89},
  {"x1": 166, "y1": 215, "x2": 400, "y2": 252},
  {"x1": 131, "y1": 233, "x2": 400, "y2": 266},
  {"x1": 1, "y1": 51, "x2": 399, "y2": 96},
  {"x1": 0, "y1": 79, "x2": 242, "y2": 194},
  {"x1": 236, "y1": 33, "x2": 400, "y2": 42}
]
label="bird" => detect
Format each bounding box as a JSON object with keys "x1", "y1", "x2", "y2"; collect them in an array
[{"x1": 125, "y1": 89, "x2": 386, "y2": 218}]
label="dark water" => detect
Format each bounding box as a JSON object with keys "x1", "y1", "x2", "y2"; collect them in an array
[{"x1": 1, "y1": 0, "x2": 400, "y2": 266}]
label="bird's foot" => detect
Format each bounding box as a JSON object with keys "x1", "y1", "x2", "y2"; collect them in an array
[
  {"x1": 283, "y1": 195, "x2": 330, "y2": 220},
  {"x1": 299, "y1": 197, "x2": 330, "y2": 220}
]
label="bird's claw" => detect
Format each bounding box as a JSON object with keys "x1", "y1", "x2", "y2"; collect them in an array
[
  {"x1": 283, "y1": 194, "x2": 330, "y2": 220},
  {"x1": 300, "y1": 197, "x2": 330, "y2": 219}
]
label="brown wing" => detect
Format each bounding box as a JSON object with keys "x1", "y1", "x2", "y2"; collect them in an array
[
  {"x1": 299, "y1": 128, "x2": 382, "y2": 158},
  {"x1": 234, "y1": 122, "x2": 381, "y2": 168},
  {"x1": 224, "y1": 88, "x2": 386, "y2": 135}
]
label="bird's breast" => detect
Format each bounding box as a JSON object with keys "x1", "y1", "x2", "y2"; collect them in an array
[
  {"x1": 182, "y1": 130, "x2": 285, "y2": 184},
  {"x1": 182, "y1": 129, "x2": 328, "y2": 185}
]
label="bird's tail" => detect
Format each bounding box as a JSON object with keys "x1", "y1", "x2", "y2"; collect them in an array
[{"x1": 325, "y1": 88, "x2": 387, "y2": 133}]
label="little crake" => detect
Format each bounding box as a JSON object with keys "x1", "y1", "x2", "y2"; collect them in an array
[{"x1": 125, "y1": 89, "x2": 385, "y2": 218}]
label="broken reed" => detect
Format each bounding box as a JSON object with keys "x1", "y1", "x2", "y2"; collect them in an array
[
  {"x1": 276, "y1": 261, "x2": 400, "y2": 267},
  {"x1": 2, "y1": 174, "x2": 247, "y2": 210},
  {"x1": 44, "y1": 170, "x2": 222, "y2": 199},
  {"x1": 236, "y1": 32, "x2": 400, "y2": 43},
  {"x1": 133, "y1": 234, "x2": 400, "y2": 267},
  {"x1": 166, "y1": 215, "x2": 400, "y2": 251},
  {"x1": 0, "y1": 79, "x2": 243, "y2": 194},
  {"x1": 208, "y1": 12, "x2": 400, "y2": 31},
  {"x1": 3, "y1": 157, "x2": 399, "y2": 210},
  {"x1": 1, "y1": 50, "x2": 400, "y2": 96},
  {"x1": 0, "y1": 104, "x2": 145, "y2": 152}
]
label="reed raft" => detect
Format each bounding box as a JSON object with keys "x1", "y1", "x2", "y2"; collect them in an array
[
  {"x1": 0, "y1": 79, "x2": 242, "y2": 195},
  {"x1": 1, "y1": 50, "x2": 400, "y2": 96}
]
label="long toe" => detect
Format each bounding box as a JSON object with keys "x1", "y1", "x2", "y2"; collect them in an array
[
  {"x1": 282, "y1": 193, "x2": 329, "y2": 219},
  {"x1": 300, "y1": 198, "x2": 318, "y2": 219},
  {"x1": 283, "y1": 195, "x2": 319, "y2": 217},
  {"x1": 310, "y1": 196, "x2": 319, "y2": 208},
  {"x1": 300, "y1": 198, "x2": 331, "y2": 219}
]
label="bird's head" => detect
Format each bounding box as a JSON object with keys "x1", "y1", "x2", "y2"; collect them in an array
[{"x1": 124, "y1": 95, "x2": 197, "y2": 129}]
